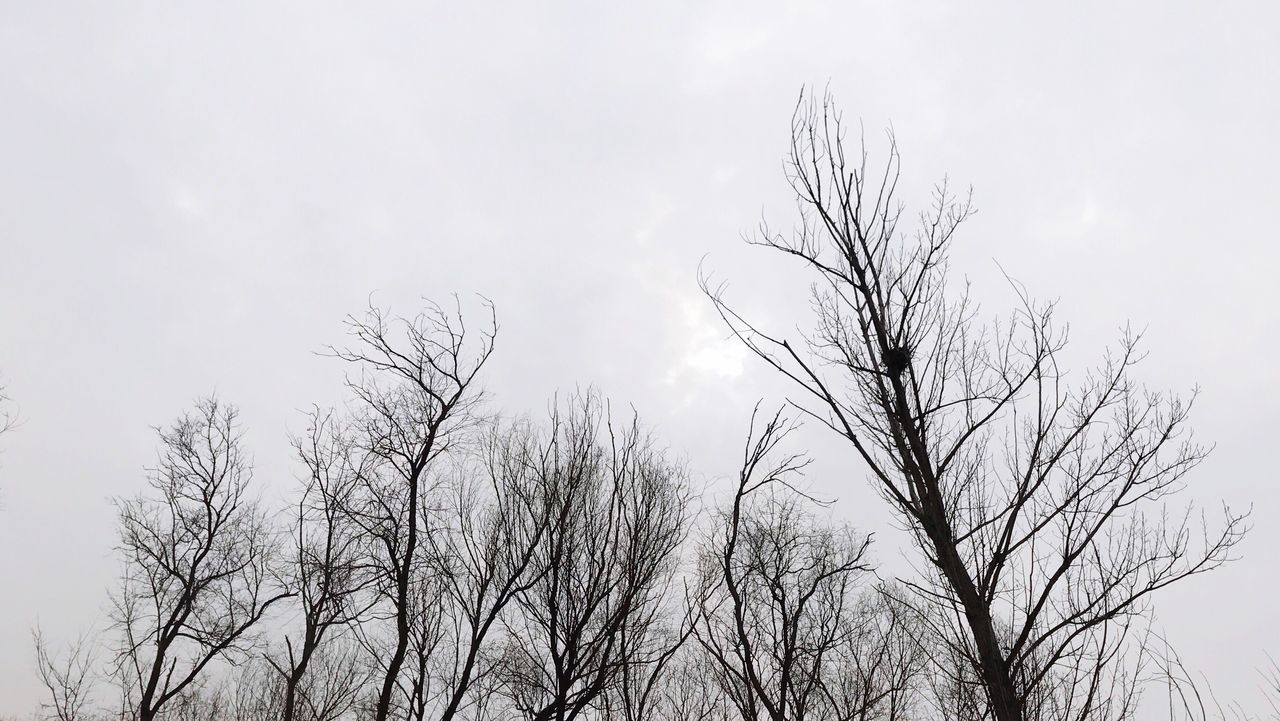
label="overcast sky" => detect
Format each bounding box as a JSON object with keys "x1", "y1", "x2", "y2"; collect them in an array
[{"x1": 2, "y1": 2, "x2": 1277, "y2": 716}]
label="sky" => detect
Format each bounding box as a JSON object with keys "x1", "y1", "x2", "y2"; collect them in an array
[{"x1": 1, "y1": 1, "x2": 1277, "y2": 716}]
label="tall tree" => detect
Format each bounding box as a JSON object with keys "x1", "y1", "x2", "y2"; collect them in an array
[
  {"x1": 706, "y1": 91, "x2": 1246, "y2": 721},
  {"x1": 110, "y1": 398, "x2": 290, "y2": 721},
  {"x1": 331, "y1": 299, "x2": 496, "y2": 721}
]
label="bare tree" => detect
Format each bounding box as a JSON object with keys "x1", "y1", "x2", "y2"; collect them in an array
[
  {"x1": 598, "y1": 597, "x2": 697, "y2": 721},
  {"x1": 412, "y1": 418, "x2": 557, "y2": 721},
  {"x1": 1259, "y1": 654, "x2": 1280, "y2": 721},
  {"x1": 705, "y1": 91, "x2": 1247, "y2": 721},
  {"x1": 228, "y1": 643, "x2": 367, "y2": 721},
  {"x1": 224, "y1": 660, "x2": 285, "y2": 721},
  {"x1": 1145, "y1": 641, "x2": 1259, "y2": 721},
  {"x1": 824, "y1": 589, "x2": 927, "y2": 721},
  {"x1": 386, "y1": 539, "x2": 450, "y2": 721},
  {"x1": 109, "y1": 398, "x2": 292, "y2": 721},
  {"x1": 290, "y1": 640, "x2": 371, "y2": 721},
  {"x1": 330, "y1": 299, "x2": 496, "y2": 721},
  {"x1": 155, "y1": 681, "x2": 226, "y2": 721},
  {"x1": 0, "y1": 381, "x2": 13, "y2": 438},
  {"x1": 693, "y1": 409, "x2": 916, "y2": 721},
  {"x1": 271, "y1": 408, "x2": 378, "y2": 721},
  {"x1": 0, "y1": 381, "x2": 15, "y2": 497},
  {"x1": 626, "y1": 649, "x2": 736, "y2": 721},
  {"x1": 495, "y1": 392, "x2": 690, "y2": 721},
  {"x1": 33, "y1": 625, "x2": 101, "y2": 721}
]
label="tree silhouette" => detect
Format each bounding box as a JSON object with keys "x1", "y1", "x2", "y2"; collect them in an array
[
  {"x1": 270, "y1": 407, "x2": 378, "y2": 721},
  {"x1": 109, "y1": 398, "x2": 291, "y2": 721},
  {"x1": 328, "y1": 298, "x2": 496, "y2": 721},
  {"x1": 705, "y1": 91, "x2": 1247, "y2": 721},
  {"x1": 495, "y1": 392, "x2": 691, "y2": 721},
  {"x1": 33, "y1": 625, "x2": 101, "y2": 721},
  {"x1": 0, "y1": 382, "x2": 13, "y2": 438},
  {"x1": 693, "y1": 408, "x2": 922, "y2": 721}
]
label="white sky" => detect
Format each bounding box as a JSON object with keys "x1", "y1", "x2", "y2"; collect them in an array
[{"x1": 1, "y1": 2, "x2": 1277, "y2": 716}]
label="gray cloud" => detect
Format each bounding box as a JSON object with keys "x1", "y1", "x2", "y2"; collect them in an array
[{"x1": 1, "y1": 2, "x2": 1276, "y2": 715}]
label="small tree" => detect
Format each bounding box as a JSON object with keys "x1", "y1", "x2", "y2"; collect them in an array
[
  {"x1": 33, "y1": 625, "x2": 101, "y2": 721},
  {"x1": 694, "y1": 409, "x2": 919, "y2": 721},
  {"x1": 109, "y1": 398, "x2": 291, "y2": 721},
  {"x1": 706, "y1": 91, "x2": 1246, "y2": 721},
  {"x1": 496, "y1": 392, "x2": 690, "y2": 721},
  {"x1": 0, "y1": 381, "x2": 15, "y2": 495},
  {"x1": 0, "y1": 381, "x2": 13, "y2": 438}
]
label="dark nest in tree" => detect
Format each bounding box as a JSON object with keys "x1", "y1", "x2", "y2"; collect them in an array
[{"x1": 882, "y1": 346, "x2": 912, "y2": 377}]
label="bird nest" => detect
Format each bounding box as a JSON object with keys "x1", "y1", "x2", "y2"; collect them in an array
[{"x1": 882, "y1": 346, "x2": 912, "y2": 376}]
